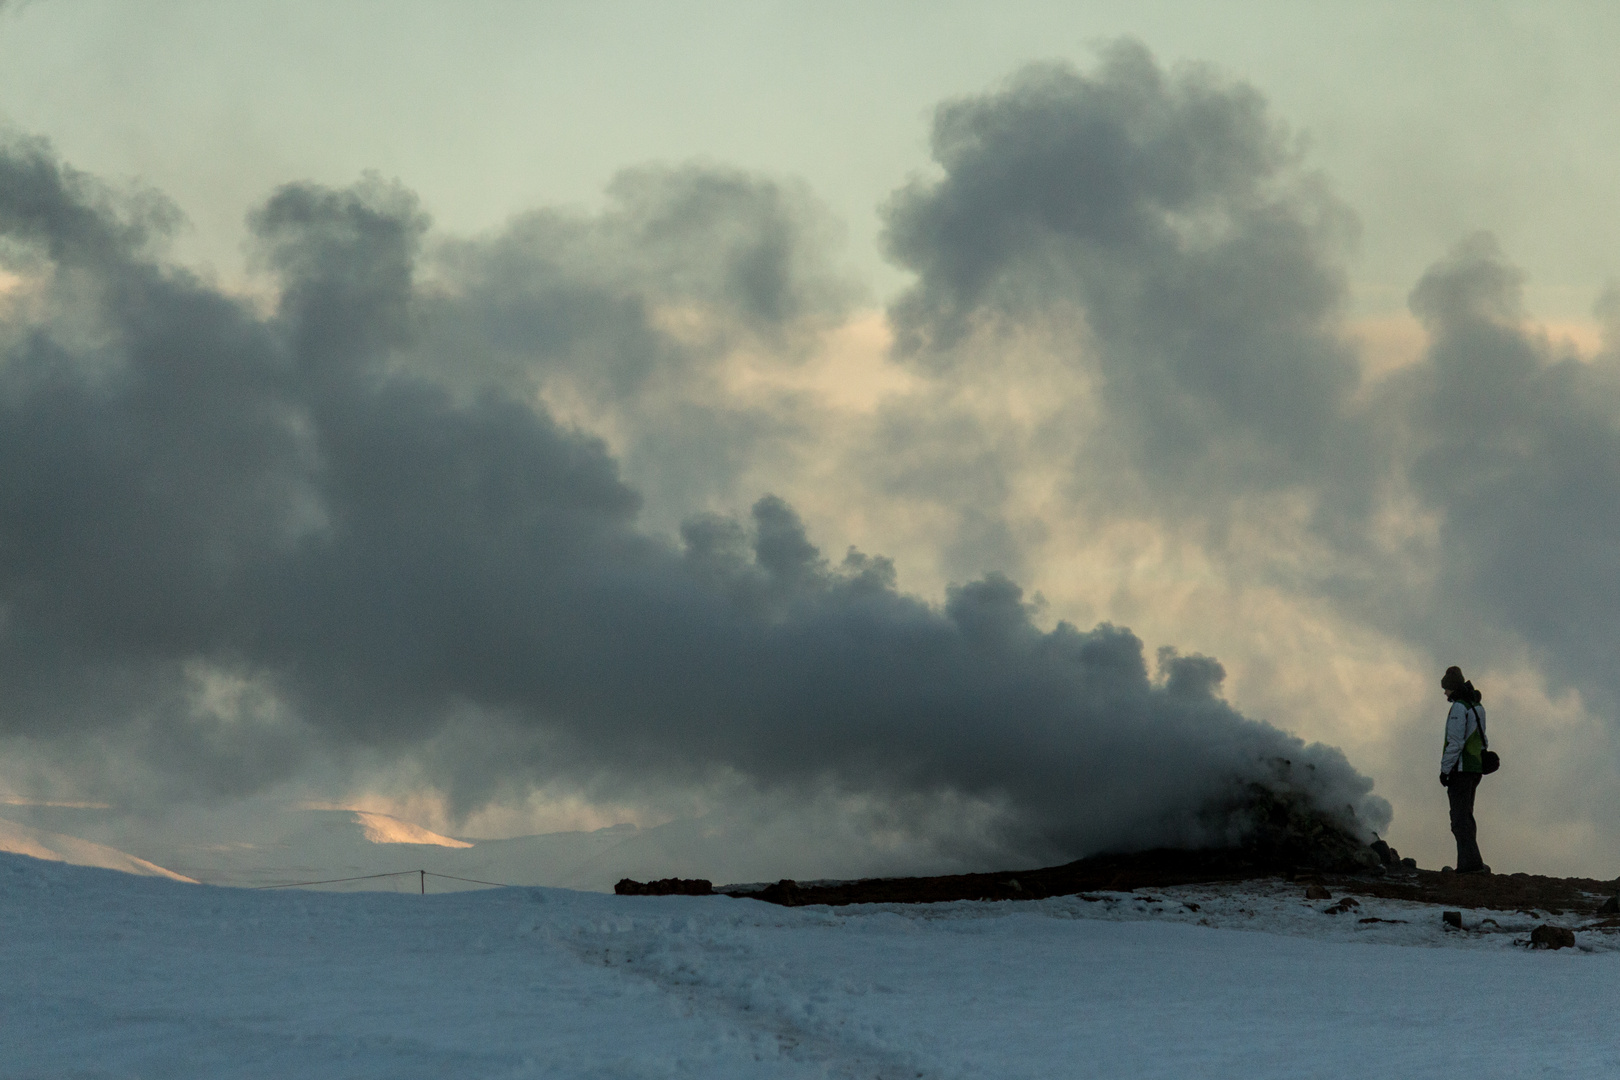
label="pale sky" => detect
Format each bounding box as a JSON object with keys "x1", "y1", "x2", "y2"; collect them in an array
[{"x1": 4, "y1": 1, "x2": 1618, "y2": 317}]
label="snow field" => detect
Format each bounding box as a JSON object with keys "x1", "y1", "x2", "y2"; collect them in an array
[
  {"x1": 4, "y1": 852, "x2": 1619, "y2": 1079},
  {"x1": 1023, "y1": 878, "x2": 1620, "y2": 951}
]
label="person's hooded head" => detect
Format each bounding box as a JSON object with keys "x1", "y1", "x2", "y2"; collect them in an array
[{"x1": 1441, "y1": 666, "x2": 1481, "y2": 705}]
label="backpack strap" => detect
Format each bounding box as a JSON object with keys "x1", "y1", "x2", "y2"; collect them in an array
[{"x1": 1465, "y1": 704, "x2": 1488, "y2": 749}]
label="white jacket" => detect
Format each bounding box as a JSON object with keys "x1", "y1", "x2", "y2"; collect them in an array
[{"x1": 1440, "y1": 700, "x2": 1487, "y2": 775}]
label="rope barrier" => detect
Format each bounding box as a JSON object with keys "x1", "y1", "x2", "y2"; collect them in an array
[
  {"x1": 422, "y1": 872, "x2": 517, "y2": 889},
  {"x1": 254, "y1": 871, "x2": 420, "y2": 890},
  {"x1": 253, "y1": 869, "x2": 518, "y2": 891}
]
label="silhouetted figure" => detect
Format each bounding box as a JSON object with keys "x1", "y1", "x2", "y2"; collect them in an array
[{"x1": 1438, "y1": 665, "x2": 1489, "y2": 874}]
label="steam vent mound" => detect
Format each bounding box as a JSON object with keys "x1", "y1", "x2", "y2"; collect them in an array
[{"x1": 619, "y1": 787, "x2": 1430, "y2": 907}]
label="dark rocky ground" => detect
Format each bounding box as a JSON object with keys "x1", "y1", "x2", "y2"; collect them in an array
[
  {"x1": 1333, "y1": 865, "x2": 1620, "y2": 916},
  {"x1": 619, "y1": 851, "x2": 1620, "y2": 914},
  {"x1": 616, "y1": 789, "x2": 1620, "y2": 913},
  {"x1": 752, "y1": 859, "x2": 1614, "y2": 913}
]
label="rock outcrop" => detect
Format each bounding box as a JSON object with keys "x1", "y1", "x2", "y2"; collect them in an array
[
  {"x1": 614, "y1": 877, "x2": 713, "y2": 896},
  {"x1": 1529, "y1": 924, "x2": 1576, "y2": 950}
]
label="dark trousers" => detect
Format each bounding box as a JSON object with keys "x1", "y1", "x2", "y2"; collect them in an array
[{"x1": 1447, "y1": 771, "x2": 1485, "y2": 872}]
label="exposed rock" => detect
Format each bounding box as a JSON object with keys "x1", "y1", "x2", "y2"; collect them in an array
[
  {"x1": 1529, "y1": 924, "x2": 1576, "y2": 950},
  {"x1": 1442, "y1": 910, "x2": 1462, "y2": 929},
  {"x1": 1304, "y1": 884, "x2": 1332, "y2": 900},
  {"x1": 1600, "y1": 894, "x2": 1620, "y2": 914},
  {"x1": 720, "y1": 849, "x2": 1281, "y2": 907},
  {"x1": 614, "y1": 877, "x2": 713, "y2": 896},
  {"x1": 1324, "y1": 897, "x2": 1360, "y2": 914},
  {"x1": 1229, "y1": 784, "x2": 1383, "y2": 874},
  {"x1": 753, "y1": 879, "x2": 809, "y2": 906}
]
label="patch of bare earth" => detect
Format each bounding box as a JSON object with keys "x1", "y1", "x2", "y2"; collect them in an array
[{"x1": 621, "y1": 852, "x2": 1620, "y2": 918}]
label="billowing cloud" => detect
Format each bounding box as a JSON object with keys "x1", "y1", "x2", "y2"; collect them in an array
[
  {"x1": 0, "y1": 131, "x2": 1389, "y2": 867},
  {"x1": 415, "y1": 163, "x2": 859, "y2": 527},
  {"x1": 883, "y1": 41, "x2": 1364, "y2": 512}
]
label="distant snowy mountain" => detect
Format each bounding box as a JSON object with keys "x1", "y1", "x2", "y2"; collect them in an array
[
  {"x1": 0, "y1": 804, "x2": 674, "y2": 891},
  {"x1": 0, "y1": 802, "x2": 988, "y2": 892},
  {"x1": 0, "y1": 816, "x2": 193, "y2": 881},
  {"x1": 351, "y1": 811, "x2": 473, "y2": 847},
  {"x1": 129, "y1": 809, "x2": 647, "y2": 891}
]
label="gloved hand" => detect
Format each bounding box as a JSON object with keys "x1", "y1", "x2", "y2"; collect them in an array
[{"x1": 1439, "y1": 772, "x2": 1451, "y2": 787}]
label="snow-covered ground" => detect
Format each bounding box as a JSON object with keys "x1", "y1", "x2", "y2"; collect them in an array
[{"x1": 5, "y1": 851, "x2": 1618, "y2": 1079}]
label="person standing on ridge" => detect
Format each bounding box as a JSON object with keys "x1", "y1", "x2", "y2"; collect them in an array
[{"x1": 1439, "y1": 665, "x2": 1489, "y2": 874}]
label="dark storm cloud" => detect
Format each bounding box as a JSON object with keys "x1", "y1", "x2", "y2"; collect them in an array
[
  {"x1": 0, "y1": 135, "x2": 1389, "y2": 858},
  {"x1": 882, "y1": 41, "x2": 1365, "y2": 505}
]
